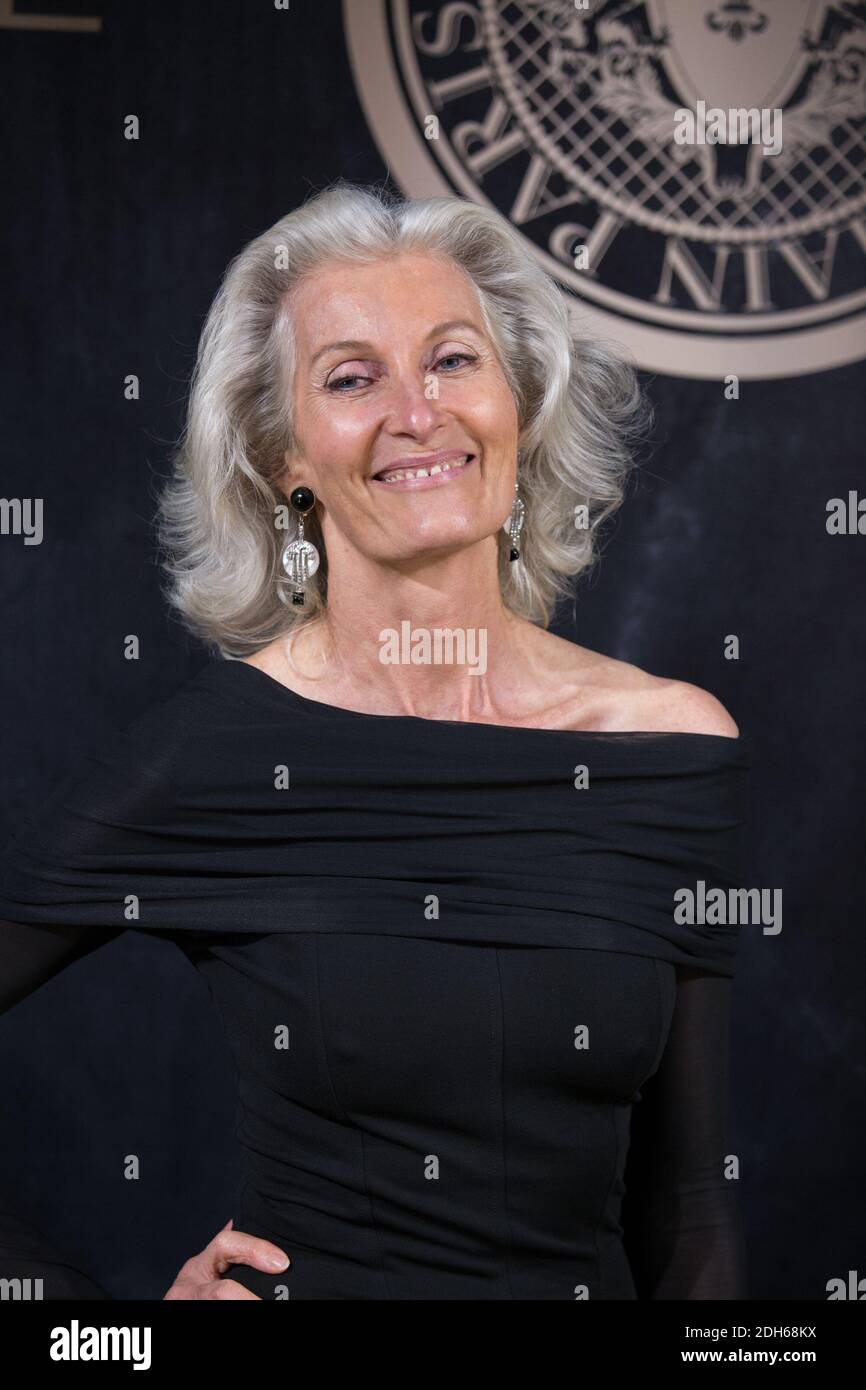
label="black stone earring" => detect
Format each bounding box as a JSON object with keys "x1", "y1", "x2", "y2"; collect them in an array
[
  {"x1": 280, "y1": 486, "x2": 320, "y2": 607},
  {"x1": 502, "y1": 478, "x2": 525, "y2": 562}
]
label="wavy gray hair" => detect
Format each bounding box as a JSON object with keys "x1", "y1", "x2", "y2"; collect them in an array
[{"x1": 156, "y1": 181, "x2": 652, "y2": 657}]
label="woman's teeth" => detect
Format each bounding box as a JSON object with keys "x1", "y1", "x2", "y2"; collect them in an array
[{"x1": 378, "y1": 454, "x2": 472, "y2": 483}]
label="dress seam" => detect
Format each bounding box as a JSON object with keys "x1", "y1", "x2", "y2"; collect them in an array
[
  {"x1": 312, "y1": 936, "x2": 392, "y2": 1298},
  {"x1": 592, "y1": 958, "x2": 665, "y2": 1302},
  {"x1": 647, "y1": 956, "x2": 669, "y2": 1080},
  {"x1": 593, "y1": 1105, "x2": 622, "y2": 1301},
  {"x1": 194, "y1": 959, "x2": 251, "y2": 1178},
  {"x1": 235, "y1": 1172, "x2": 251, "y2": 1227},
  {"x1": 492, "y1": 950, "x2": 517, "y2": 1299}
]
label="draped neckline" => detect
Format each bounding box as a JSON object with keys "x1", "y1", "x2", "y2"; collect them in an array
[{"x1": 223, "y1": 656, "x2": 747, "y2": 749}]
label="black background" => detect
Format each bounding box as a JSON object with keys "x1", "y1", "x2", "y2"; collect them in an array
[{"x1": 0, "y1": 0, "x2": 864, "y2": 1299}]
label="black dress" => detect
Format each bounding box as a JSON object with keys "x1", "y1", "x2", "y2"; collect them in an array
[{"x1": 0, "y1": 657, "x2": 751, "y2": 1300}]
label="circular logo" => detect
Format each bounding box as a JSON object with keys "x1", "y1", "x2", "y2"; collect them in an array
[{"x1": 345, "y1": 0, "x2": 866, "y2": 378}]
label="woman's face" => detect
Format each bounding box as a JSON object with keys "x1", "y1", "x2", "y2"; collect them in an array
[{"x1": 281, "y1": 251, "x2": 520, "y2": 567}]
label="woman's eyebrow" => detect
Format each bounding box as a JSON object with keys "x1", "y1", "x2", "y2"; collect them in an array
[
  {"x1": 310, "y1": 320, "x2": 485, "y2": 368},
  {"x1": 426, "y1": 319, "x2": 484, "y2": 339},
  {"x1": 310, "y1": 339, "x2": 371, "y2": 367}
]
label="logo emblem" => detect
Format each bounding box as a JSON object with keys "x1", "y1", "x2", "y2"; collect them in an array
[{"x1": 345, "y1": 0, "x2": 866, "y2": 378}]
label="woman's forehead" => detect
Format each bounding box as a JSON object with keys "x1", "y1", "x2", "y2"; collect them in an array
[{"x1": 291, "y1": 253, "x2": 481, "y2": 344}]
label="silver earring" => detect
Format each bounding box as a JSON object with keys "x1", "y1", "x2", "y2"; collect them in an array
[
  {"x1": 280, "y1": 486, "x2": 320, "y2": 607},
  {"x1": 502, "y1": 478, "x2": 525, "y2": 562}
]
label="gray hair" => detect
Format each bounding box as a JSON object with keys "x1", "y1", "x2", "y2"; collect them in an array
[{"x1": 155, "y1": 181, "x2": 652, "y2": 657}]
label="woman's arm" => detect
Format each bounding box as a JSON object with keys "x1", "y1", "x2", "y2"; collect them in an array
[
  {"x1": 0, "y1": 1206, "x2": 112, "y2": 1299},
  {"x1": 622, "y1": 968, "x2": 748, "y2": 1299},
  {"x1": 0, "y1": 916, "x2": 126, "y2": 1016},
  {"x1": 0, "y1": 918, "x2": 125, "y2": 1295},
  {"x1": 0, "y1": 919, "x2": 291, "y2": 1298}
]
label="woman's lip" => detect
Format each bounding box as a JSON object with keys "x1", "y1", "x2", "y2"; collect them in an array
[{"x1": 370, "y1": 455, "x2": 476, "y2": 491}]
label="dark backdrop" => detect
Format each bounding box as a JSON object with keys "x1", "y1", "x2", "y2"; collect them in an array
[{"x1": 0, "y1": 0, "x2": 864, "y2": 1300}]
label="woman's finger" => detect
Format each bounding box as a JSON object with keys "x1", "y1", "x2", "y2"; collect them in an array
[
  {"x1": 199, "y1": 1278, "x2": 261, "y2": 1301},
  {"x1": 164, "y1": 1275, "x2": 261, "y2": 1301},
  {"x1": 163, "y1": 1224, "x2": 289, "y2": 1298},
  {"x1": 205, "y1": 1226, "x2": 291, "y2": 1276}
]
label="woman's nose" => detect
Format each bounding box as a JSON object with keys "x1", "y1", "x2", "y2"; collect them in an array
[{"x1": 383, "y1": 373, "x2": 445, "y2": 437}]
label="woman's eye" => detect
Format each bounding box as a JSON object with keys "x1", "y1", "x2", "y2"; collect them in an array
[
  {"x1": 435, "y1": 353, "x2": 475, "y2": 371},
  {"x1": 325, "y1": 354, "x2": 475, "y2": 391},
  {"x1": 326, "y1": 374, "x2": 369, "y2": 392}
]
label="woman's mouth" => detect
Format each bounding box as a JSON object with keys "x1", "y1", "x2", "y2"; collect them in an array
[{"x1": 371, "y1": 453, "x2": 475, "y2": 490}]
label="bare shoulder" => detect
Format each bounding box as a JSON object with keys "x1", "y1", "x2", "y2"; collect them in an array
[
  {"x1": 538, "y1": 632, "x2": 740, "y2": 736},
  {"x1": 639, "y1": 676, "x2": 740, "y2": 738}
]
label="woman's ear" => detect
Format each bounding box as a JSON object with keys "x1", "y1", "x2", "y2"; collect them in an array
[{"x1": 275, "y1": 448, "x2": 300, "y2": 500}]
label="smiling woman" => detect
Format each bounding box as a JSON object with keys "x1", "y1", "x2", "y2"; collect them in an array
[
  {"x1": 0, "y1": 181, "x2": 749, "y2": 1302},
  {"x1": 155, "y1": 181, "x2": 650, "y2": 664},
  {"x1": 277, "y1": 248, "x2": 522, "y2": 584}
]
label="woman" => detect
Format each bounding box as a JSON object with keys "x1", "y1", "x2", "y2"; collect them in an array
[{"x1": 0, "y1": 182, "x2": 749, "y2": 1300}]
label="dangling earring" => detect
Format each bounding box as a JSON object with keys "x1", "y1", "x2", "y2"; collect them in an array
[
  {"x1": 502, "y1": 478, "x2": 525, "y2": 562},
  {"x1": 280, "y1": 485, "x2": 320, "y2": 607}
]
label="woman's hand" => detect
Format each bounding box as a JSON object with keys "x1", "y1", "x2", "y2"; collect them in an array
[{"x1": 163, "y1": 1219, "x2": 291, "y2": 1300}]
